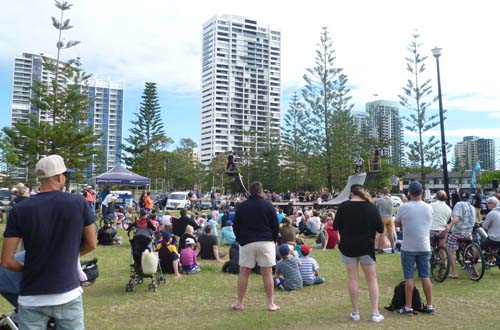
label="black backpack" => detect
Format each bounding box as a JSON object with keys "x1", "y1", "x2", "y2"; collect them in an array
[{"x1": 385, "y1": 281, "x2": 424, "y2": 312}]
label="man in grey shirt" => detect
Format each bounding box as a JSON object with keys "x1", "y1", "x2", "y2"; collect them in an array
[
  {"x1": 394, "y1": 181, "x2": 434, "y2": 315},
  {"x1": 375, "y1": 187, "x2": 395, "y2": 253}
]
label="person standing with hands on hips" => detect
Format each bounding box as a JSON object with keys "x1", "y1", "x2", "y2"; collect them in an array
[{"x1": 1, "y1": 155, "x2": 96, "y2": 330}]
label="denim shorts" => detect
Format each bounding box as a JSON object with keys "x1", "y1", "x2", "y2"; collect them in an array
[
  {"x1": 18, "y1": 295, "x2": 84, "y2": 330},
  {"x1": 401, "y1": 250, "x2": 431, "y2": 279}
]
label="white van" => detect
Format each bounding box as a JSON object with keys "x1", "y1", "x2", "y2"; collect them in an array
[{"x1": 166, "y1": 191, "x2": 191, "y2": 210}]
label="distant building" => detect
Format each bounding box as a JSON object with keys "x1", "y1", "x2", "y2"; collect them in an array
[
  {"x1": 365, "y1": 100, "x2": 403, "y2": 167},
  {"x1": 199, "y1": 15, "x2": 281, "y2": 165},
  {"x1": 85, "y1": 78, "x2": 124, "y2": 177},
  {"x1": 10, "y1": 53, "x2": 123, "y2": 180},
  {"x1": 454, "y1": 136, "x2": 495, "y2": 170}
]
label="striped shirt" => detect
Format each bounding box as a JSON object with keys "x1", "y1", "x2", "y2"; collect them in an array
[
  {"x1": 276, "y1": 256, "x2": 303, "y2": 290},
  {"x1": 299, "y1": 256, "x2": 319, "y2": 285}
]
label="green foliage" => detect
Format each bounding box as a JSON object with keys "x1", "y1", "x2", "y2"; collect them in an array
[
  {"x1": 399, "y1": 31, "x2": 441, "y2": 187},
  {"x1": 1, "y1": 1, "x2": 99, "y2": 185},
  {"x1": 302, "y1": 27, "x2": 355, "y2": 191},
  {"x1": 122, "y1": 82, "x2": 172, "y2": 178},
  {"x1": 478, "y1": 170, "x2": 500, "y2": 187}
]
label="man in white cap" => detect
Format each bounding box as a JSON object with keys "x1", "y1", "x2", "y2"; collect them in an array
[{"x1": 1, "y1": 154, "x2": 96, "y2": 329}]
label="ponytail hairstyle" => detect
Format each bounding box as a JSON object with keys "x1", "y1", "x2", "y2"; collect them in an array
[{"x1": 350, "y1": 184, "x2": 373, "y2": 204}]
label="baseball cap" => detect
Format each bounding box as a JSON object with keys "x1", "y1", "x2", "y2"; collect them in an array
[
  {"x1": 161, "y1": 231, "x2": 172, "y2": 240},
  {"x1": 35, "y1": 155, "x2": 67, "y2": 179},
  {"x1": 408, "y1": 181, "x2": 423, "y2": 195},
  {"x1": 300, "y1": 244, "x2": 312, "y2": 256},
  {"x1": 226, "y1": 220, "x2": 233, "y2": 226},
  {"x1": 278, "y1": 244, "x2": 290, "y2": 256},
  {"x1": 185, "y1": 237, "x2": 196, "y2": 245}
]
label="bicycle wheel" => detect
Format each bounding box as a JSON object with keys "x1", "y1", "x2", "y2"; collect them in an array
[
  {"x1": 463, "y1": 243, "x2": 485, "y2": 281},
  {"x1": 431, "y1": 246, "x2": 450, "y2": 282}
]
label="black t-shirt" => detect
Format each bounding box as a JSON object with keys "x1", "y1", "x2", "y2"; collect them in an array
[
  {"x1": 158, "y1": 244, "x2": 179, "y2": 274},
  {"x1": 198, "y1": 234, "x2": 218, "y2": 260},
  {"x1": 4, "y1": 191, "x2": 94, "y2": 296},
  {"x1": 178, "y1": 233, "x2": 197, "y2": 251},
  {"x1": 333, "y1": 200, "x2": 384, "y2": 261}
]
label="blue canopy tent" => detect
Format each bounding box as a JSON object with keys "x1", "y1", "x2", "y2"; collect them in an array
[{"x1": 95, "y1": 164, "x2": 150, "y2": 186}]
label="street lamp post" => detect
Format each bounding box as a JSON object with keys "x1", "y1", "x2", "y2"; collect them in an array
[{"x1": 431, "y1": 46, "x2": 450, "y2": 201}]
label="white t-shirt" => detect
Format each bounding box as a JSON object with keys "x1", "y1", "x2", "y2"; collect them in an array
[
  {"x1": 395, "y1": 200, "x2": 432, "y2": 252},
  {"x1": 430, "y1": 200, "x2": 452, "y2": 231},
  {"x1": 160, "y1": 214, "x2": 172, "y2": 226}
]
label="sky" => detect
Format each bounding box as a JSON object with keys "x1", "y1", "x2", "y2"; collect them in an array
[{"x1": 1, "y1": 0, "x2": 500, "y2": 168}]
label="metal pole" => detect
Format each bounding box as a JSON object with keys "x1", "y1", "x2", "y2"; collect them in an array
[{"x1": 432, "y1": 47, "x2": 450, "y2": 202}]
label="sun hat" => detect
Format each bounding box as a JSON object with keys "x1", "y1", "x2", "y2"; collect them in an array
[{"x1": 185, "y1": 237, "x2": 196, "y2": 245}]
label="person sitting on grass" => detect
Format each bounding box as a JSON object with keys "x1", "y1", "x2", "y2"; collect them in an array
[
  {"x1": 222, "y1": 241, "x2": 240, "y2": 274},
  {"x1": 179, "y1": 225, "x2": 197, "y2": 252},
  {"x1": 274, "y1": 244, "x2": 303, "y2": 291},
  {"x1": 157, "y1": 231, "x2": 181, "y2": 278},
  {"x1": 97, "y1": 224, "x2": 120, "y2": 245},
  {"x1": 298, "y1": 244, "x2": 324, "y2": 286},
  {"x1": 179, "y1": 238, "x2": 200, "y2": 274},
  {"x1": 198, "y1": 225, "x2": 226, "y2": 262},
  {"x1": 220, "y1": 220, "x2": 236, "y2": 246}
]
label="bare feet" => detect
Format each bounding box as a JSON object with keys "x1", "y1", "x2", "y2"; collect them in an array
[
  {"x1": 268, "y1": 304, "x2": 280, "y2": 312},
  {"x1": 231, "y1": 303, "x2": 244, "y2": 311}
]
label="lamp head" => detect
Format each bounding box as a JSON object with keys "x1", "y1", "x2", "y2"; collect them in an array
[{"x1": 431, "y1": 47, "x2": 442, "y2": 58}]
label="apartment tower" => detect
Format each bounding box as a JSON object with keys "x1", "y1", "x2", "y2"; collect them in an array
[{"x1": 200, "y1": 15, "x2": 281, "y2": 165}]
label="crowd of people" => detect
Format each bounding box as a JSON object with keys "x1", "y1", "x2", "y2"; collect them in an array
[{"x1": 2, "y1": 154, "x2": 500, "y2": 328}]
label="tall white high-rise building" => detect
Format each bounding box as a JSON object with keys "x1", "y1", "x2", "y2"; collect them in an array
[
  {"x1": 200, "y1": 15, "x2": 281, "y2": 165},
  {"x1": 365, "y1": 100, "x2": 403, "y2": 167},
  {"x1": 10, "y1": 53, "x2": 124, "y2": 179}
]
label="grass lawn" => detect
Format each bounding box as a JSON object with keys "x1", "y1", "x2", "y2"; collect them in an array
[{"x1": 1, "y1": 223, "x2": 499, "y2": 330}]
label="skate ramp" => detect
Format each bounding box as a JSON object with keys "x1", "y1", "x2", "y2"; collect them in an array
[{"x1": 321, "y1": 173, "x2": 367, "y2": 206}]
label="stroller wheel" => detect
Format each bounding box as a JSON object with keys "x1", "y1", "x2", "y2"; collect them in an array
[
  {"x1": 125, "y1": 283, "x2": 133, "y2": 292},
  {"x1": 159, "y1": 276, "x2": 166, "y2": 284}
]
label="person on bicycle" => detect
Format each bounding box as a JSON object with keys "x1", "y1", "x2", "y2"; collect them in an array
[
  {"x1": 445, "y1": 191, "x2": 475, "y2": 279},
  {"x1": 481, "y1": 197, "x2": 500, "y2": 264},
  {"x1": 430, "y1": 190, "x2": 452, "y2": 248}
]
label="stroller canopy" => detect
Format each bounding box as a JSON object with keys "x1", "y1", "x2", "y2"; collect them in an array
[{"x1": 95, "y1": 164, "x2": 150, "y2": 186}]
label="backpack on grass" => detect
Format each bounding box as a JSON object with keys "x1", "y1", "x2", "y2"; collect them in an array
[{"x1": 385, "y1": 281, "x2": 424, "y2": 313}]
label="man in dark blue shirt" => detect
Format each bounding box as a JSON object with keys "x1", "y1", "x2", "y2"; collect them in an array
[
  {"x1": 232, "y1": 181, "x2": 279, "y2": 312},
  {"x1": 1, "y1": 155, "x2": 96, "y2": 330}
]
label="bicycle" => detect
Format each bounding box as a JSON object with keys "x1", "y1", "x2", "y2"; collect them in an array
[
  {"x1": 429, "y1": 235, "x2": 450, "y2": 282},
  {"x1": 455, "y1": 237, "x2": 485, "y2": 281},
  {"x1": 99, "y1": 212, "x2": 131, "y2": 230}
]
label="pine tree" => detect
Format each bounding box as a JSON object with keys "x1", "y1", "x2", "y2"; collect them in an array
[
  {"x1": 302, "y1": 27, "x2": 355, "y2": 191},
  {"x1": 399, "y1": 32, "x2": 441, "y2": 187},
  {"x1": 1, "y1": 1, "x2": 98, "y2": 185},
  {"x1": 122, "y1": 82, "x2": 170, "y2": 177}
]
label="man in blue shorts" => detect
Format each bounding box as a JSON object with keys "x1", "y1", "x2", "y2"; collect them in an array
[
  {"x1": 395, "y1": 181, "x2": 434, "y2": 315},
  {"x1": 1, "y1": 155, "x2": 96, "y2": 329}
]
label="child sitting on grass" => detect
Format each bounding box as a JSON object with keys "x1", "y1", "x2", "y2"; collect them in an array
[
  {"x1": 179, "y1": 238, "x2": 200, "y2": 274},
  {"x1": 274, "y1": 244, "x2": 303, "y2": 291},
  {"x1": 157, "y1": 231, "x2": 181, "y2": 278},
  {"x1": 299, "y1": 244, "x2": 324, "y2": 286}
]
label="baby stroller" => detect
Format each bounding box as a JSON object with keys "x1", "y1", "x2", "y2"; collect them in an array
[
  {"x1": 125, "y1": 227, "x2": 166, "y2": 292},
  {"x1": 0, "y1": 253, "x2": 98, "y2": 330}
]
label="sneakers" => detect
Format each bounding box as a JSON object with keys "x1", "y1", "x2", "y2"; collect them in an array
[
  {"x1": 371, "y1": 313, "x2": 384, "y2": 323},
  {"x1": 423, "y1": 304, "x2": 435, "y2": 315},
  {"x1": 349, "y1": 312, "x2": 360, "y2": 321},
  {"x1": 395, "y1": 306, "x2": 413, "y2": 315}
]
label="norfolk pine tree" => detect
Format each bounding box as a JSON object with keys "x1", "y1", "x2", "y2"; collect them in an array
[
  {"x1": 399, "y1": 32, "x2": 441, "y2": 187},
  {"x1": 2, "y1": 1, "x2": 99, "y2": 185},
  {"x1": 122, "y1": 82, "x2": 171, "y2": 177},
  {"x1": 302, "y1": 27, "x2": 356, "y2": 191}
]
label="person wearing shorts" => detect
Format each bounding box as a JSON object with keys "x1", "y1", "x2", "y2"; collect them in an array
[
  {"x1": 445, "y1": 191, "x2": 475, "y2": 278},
  {"x1": 333, "y1": 184, "x2": 384, "y2": 323},
  {"x1": 232, "y1": 181, "x2": 279, "y2": 312},
  {"x1": 394, "y1": 181, "x2": 434, "y2": 315},
  {"x1": 375, "y1": 187, "x2": 395, "y2": 253},
  {"x1": 430, "y1": 190, "x2": 452, "y2": 248}
]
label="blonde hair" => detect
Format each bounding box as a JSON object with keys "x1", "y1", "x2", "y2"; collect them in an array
[
  {"x1": 185, "y1": 225, "x2": 194, "y2": 235},
  {"x1": 351, "y1": 188, "x2": 373, "y2": 204}
]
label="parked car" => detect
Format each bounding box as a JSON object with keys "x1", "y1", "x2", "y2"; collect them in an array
[
  {"x1": 166, "y1": 191, "x2": 191, "y2": 210},
  {"x1": 0, "y1": 188, "x2": 12, "y2": 216},
  {"x1": 390, "y1": 195, "x2": 403, "y2": 207}
]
